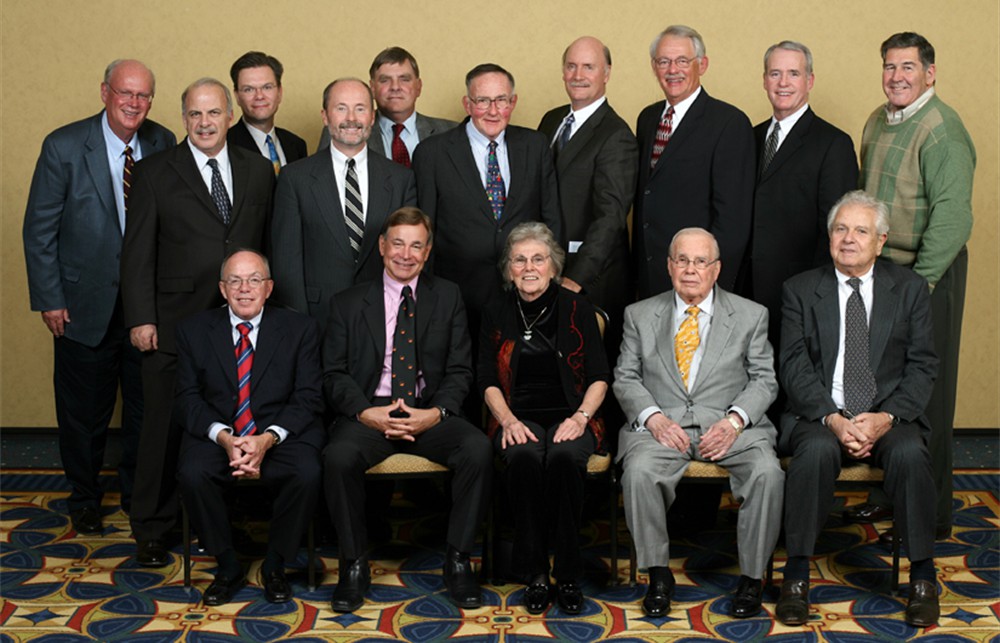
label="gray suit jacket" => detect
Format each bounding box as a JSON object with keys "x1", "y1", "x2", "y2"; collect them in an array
[
  {"x1": 316, "y1": 112, "x2": 458, "y2": 155},
  {"x1": 270, "y1": 148, "x2": 417, "y2": 322},
  {"x1": 23, "y1": 111, "x2": 176, "y2": 346},
  {"x1": 613, "y1": 287, "x2": 778, "y2": 436}
]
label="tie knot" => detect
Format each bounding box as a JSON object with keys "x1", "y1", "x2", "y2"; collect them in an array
[
  {"x1": 265, "y1": 133, "x2": 273, "y2": 144},
  {"x1": 565, "y1": 113, "x2": 575, "y2": 126},
  {"x1": 207, "y1": 158, "x2": 219, "y2": 170},
  {"x1": 237, "y1": 321, "x2": 253, "y2": 337},
  {"x1": 124, "y1": 145, "x2": 133, "y2": 156},
  {"x1": 347, "y1": 157, "x2": 356, "y2": 170},
  {"x1": 401, "y1": 285, "x2": 413, "y2": 299},
  {"x1": 847, "y1": 277, "x2": 862, "y2": 292},
  {"x1": 393, "y1": 123, "x2": 405, "y2": 136},
  {"x1": 488, "y1": 140, "x2": 498, "y2": 154},
  {"x1": 665, "y1": 106, "x2": 675, "y2": 119},
  {"x1": 773, "y1": 122, "x2": 781, "y2": 134},
  {"x1": 685, "y1": 305, "x2": 700, "y2": 317}
]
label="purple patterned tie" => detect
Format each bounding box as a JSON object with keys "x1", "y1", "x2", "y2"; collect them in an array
[{"x1": 486, "y1": 140, "x2": 505, "y2": 219}]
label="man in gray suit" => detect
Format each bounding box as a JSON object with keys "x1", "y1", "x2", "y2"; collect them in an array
[
  {"x1": 614, "y1": 228, "x2": 783, "y2": 619},
  {"x1": 317, "y1": 47, "x2": 456, "y2": 162},
  {"x1": 272, "y1": 78, "x2": 416, "y2": 324},
  {"x1": 22, "y1": 59, "x2": 176, "y2": 534}
]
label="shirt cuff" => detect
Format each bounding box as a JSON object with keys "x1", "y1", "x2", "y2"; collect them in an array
[
  {"x1": 727, "y1": 406, "x2": 750, "y2": 429},
  {"x1": 208, "y1": 422, "x2": 233, "y2": 444},
  {"x1": 265, "y1": 425, "x2": 288, "y2": 443},
  {"x1": 635, "y1": 406, "x2": 661, "y2": 431}
]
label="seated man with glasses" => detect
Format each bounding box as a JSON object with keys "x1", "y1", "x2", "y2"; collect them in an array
[
  {"x1": 614, "y1": 227, "x2": 783, "y2": 619},
  {"x1": 175, "y1": 249, "x2": 324, "y2": 607}
]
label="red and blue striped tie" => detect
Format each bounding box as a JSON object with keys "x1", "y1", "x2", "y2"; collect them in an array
[{"x1": 233, "y1": 322, "x2": 256, "y2": 436}]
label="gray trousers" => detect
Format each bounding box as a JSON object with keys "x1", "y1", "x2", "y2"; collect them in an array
[{"x1": 618, "y1": 425, "x2": 784, "y2": 579}]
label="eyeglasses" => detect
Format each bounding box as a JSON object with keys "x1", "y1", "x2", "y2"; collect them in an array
[
  {"x1": 669, "y1": 256, "x2": 718, "y2": 270},
  {"x1": 238, "y1": 83, "x2": 278, "y2": 96},
  {"x1": 223, "y1": 276, "x2": 270, "y2": 289},
  {"x1": 653, "y1": 57, "x2": 696, "y2": 70},
  {"x1": 468, "y1": 95, "x2": 513, "y2": 111},
  {"x1": 107, "y1": 86, "x2": 153, "y2": 103},
  {"x1": 511, "y1": 254, "x2": 550, "y2": 269}
]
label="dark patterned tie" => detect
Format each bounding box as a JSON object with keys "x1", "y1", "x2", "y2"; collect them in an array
[
  {"x1": 391, "y1": 123, "x2": 411, "y2": 167},
  {"x1": 392, "y1": 286, "x2": 417, "y2": 406},
  {"x1": 207, "y1": 158, "x2": 231, "y2": 224},
  {"x1": 344, "y1": 158, "x2": 365, "y2": 259},
  {"x1": 843, "y1": 277, "x2": 877, "y2": 416},
  {"x1": 233, "y1": 322, "x2": 256, "y2": 436},
  {"x1": 760, "y1": 122, "x2": 780, "y2": 176},
  {"x1": 486, "y1": 141, "x2": 506, "y2": 219},
  {"x1": 650, "y1": 106, "x2": 674, "y2": 169},
  {"x1": 265, "y1": 134, "x2": 281, "y2": 176},
  {"x1": 123, "y1": 145, "x2": 135, "y2": 214},
  {"x1": 556, "y1": 113, "x2": 575, "y2": 153}
]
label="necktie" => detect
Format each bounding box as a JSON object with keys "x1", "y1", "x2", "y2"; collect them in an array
[
  {"x1": 123, "y1": 145, "x2": 135, "y2": 210},
  {"x1": 556, "y1": 113, "x2": 575, "y2": 153},
  {"x1": 650, "y1": 106, "x2": 675, "y2": 169},
  {"x1": 675, "y1": 305, "x2": 700, "y2": 389},
  {"x1": 344, "y1": 158, "x2": 365, "y2": 259},
  {"x1": 265, "y1": 134, "x2": 281, "y2": 176},
  {"x1": 207, "y1": 158, "x2": 231, "y2": 224},
  {"x1": 843, "y1": 278, "x2": 877, "y2": 416},
  {"x1": 391, "y1": 123, "x2": 411, "y2": 167},
  {"x1": 486, "y1": 140, "x2": 506, "y2": 219},
  {"x1": 392, "y1": 285, "x2": 417, "y2": 406},
  {"x1": 233, "y1": 322, "x2": 256, "y2": 436},
  {"x1": 760, "y1": 122, "x2": 780, "y2": 176}
]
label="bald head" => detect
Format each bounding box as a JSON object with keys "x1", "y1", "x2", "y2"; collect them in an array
[{"x1": 562, "y1": 36, "x2": 612, "y2": 110}]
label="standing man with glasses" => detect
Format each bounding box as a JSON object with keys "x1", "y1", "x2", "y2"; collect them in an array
[
  {"x1": 633, "y1": 25, "x2": 755, "y2": 298},
  {"x1": 121, "y1": 77, "x2": 274, "y2": 568},
  {"x1": 227, "y1": 51, "x2": 308, "y2": 174},
  {"x1": 23, "y1": 59, "x2": 176, "y2": 535}
]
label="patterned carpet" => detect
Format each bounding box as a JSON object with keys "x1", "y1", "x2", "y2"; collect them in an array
[{"x1": 1, "y1": 469, "x2": 997, "y2": 642}]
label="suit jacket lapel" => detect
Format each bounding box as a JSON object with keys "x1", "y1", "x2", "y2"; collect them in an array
[
  {"x1": 813, "y1": 269, "x2": 841, "y2": 386},
  {"x1": 415, "y1": 113, "x2": 434, "y2": 141},
  {"x1": 654, "y1": 294, "x2": 687, "y2": 391},
  {"x1": 690, "y1": 289, "x2": 734, "y2": 394},
  {"x1": 557, "y1": 103, "x2": 605, "y2": 170},
  {"x1": 868, "y1": 262, "x2": 897, "y2": 371},
  {"x1": 228, "y1": 148, "x2": 250, "y2": 224},
  {"x1": 760, "y1": 108, "x2": 812, "y2": 182},
  {"x1": 446, "y1": 125, "x2": 494, "y2": 223},
  {"x1": 172, "y1": 141, "x2": 221, "y2": 219},
  {"x1": 250, "y1": 307, "x2": 284, "y2": 392},
  {"x1": 362, "y1": 280, "x2": 387, "y2": 364},
  {"x1": 308, "y1": 156, "x2": 351, "y2": 257},
  {"x1": 210, "y1": 310, "x2": 239, "y2": 399},
  {"x1": 84, "y1": 116, "x2": 116, "y2": 228},
  {"x1": 414, "y1": 274, "x2": 437, "y2": 346},
  {"x1": 650, "y1": 90, "x2": 707, "y2": 179}
]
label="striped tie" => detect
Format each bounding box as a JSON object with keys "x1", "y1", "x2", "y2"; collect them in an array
[
  {"x1": 233, "y1": 322, "x2": 256, "y2": 436},
  {"x1": 123, "y1": 145, "x2": 135, "y2": 211},
  {"x1": 675, "y1": 305, "x2": 700, "y2": 389},
  {"x1": 344, "y1": 158, "x2": 365, "y2": 259},
  {"x1": 650, "y1": 106, "x2": 674, "y2": 169},
  {"x1": 265, "y1": 134, "x2": 281, "y2": 176}
]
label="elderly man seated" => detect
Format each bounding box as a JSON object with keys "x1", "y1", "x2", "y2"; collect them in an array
[{"x1": 614, "y1": 227, "x2": 783, "y2": 619}]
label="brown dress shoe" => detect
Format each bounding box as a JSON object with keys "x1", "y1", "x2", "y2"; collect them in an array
[{"x1": 905, "y1": 580, "x2": 940, "y2": 627}]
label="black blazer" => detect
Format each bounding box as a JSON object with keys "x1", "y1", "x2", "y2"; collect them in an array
[
  {"x1": 634, "y1": 89, "x2": 755, "y2": 297},
  {"x1": 750, "y1": 107, "x2": 858, "y2": 343},
  {"x1": 778, "y1": 259, "x2": 938, "y2": 452},
  {"x1": 270, "y1": 149, "x2": 417, "y2": 323},
  {"x1": 538, "y1": 101, "x2": 637, "y2": 311},
  {"x1": 227, "y1": 118, "x2": 308, "y2": 164},
  {"x1": 323, "y1": 273, "x2": 473, "y2": 417},
  {"x1": 174, "y1": 305, "x2": 324, "y2": 451},
  {"x1": 121, "y1": 141, "x2": 274, "y2": 354},
  {"x1": 412, "y1": 120, "x2": 562, "y2": 313}
]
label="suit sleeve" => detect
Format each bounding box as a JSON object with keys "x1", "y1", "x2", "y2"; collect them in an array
[
  {"x1": 22, "y1": 134, "x2": 69, "y2": 311},
  {"x1": 426, "y1": 289, "x2": 474, "y2": 413},
  {"x1": 710, "y1": 111, "x2": 755, "y2": 290},
  {"x1": 813, "y1": 132, "x2": 859, "y2": 266},
  {"x1": 729, "y1": 304, "x2": 778, "y2": 424},
  {"x1": 565, "y1": 127, "x2": 638, "y2": 289},
  {"x1": 322, "y1": 293, "x2": 373, "y2": 416},
  {"x1": 121, "y1": 159, "x2": 159, "y2": 329},
  {"x1": 270, "y1": 172, "x2": 309, "y2": 314},
  {"x1": 778, "y1": 280, "x2": 839, "y2": 421},
  {"x1": 878, "y1": 280, "x2": 938, "y2": 422},
  {"x1": 612, "y1": 304, "x2": 660, "y2": 422},
  {"x1": 174, "y1": 321, "x2": 228, "y2": 437},
  {"x1": 269, "y1": 316, "x2": 325, "y2": 435}
]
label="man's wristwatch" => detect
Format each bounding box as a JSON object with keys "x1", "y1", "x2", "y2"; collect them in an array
[
  {"x1": 438, "y1": 406, "x2": 450, "y2": 423},
  {"x1": 885, "y1": 412, "x2": 900, "y2": 426},
  {"x1": 726, "y1": 413, "x2": 743, "y2": 435},
  {"x1": 265, "y1": 429, "x2": 281, "y2": 446}
]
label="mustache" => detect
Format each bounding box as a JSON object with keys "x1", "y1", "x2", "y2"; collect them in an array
[{"x1": 338, "y1": 120, "x2": 366, "y2": 130}]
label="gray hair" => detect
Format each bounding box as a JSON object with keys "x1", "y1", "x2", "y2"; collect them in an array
[
  {"x1": 181, "y1": 77, "x2": 233, "y2": 116},
  {"x1": 763, "y1": 40, "x2": 814, "y2": 75},
  {"x1": 104, "y1": 59, "x2": 156, "y2": 95},
  {"x1": 669, "y1": 227, "x2": 720, "y2": 261},
  {"x1": 220, "y1": 248, "x2": 271, "y2": 280},
  {"x1": 827, "y1": 190, "x2": 890, "y2": 235},
  {"x1": 500, "y1": 222, "x2": 565, "y2": 288},
  {"x1": 649, "y1": 25, "x2": 706, "y2": 59}
]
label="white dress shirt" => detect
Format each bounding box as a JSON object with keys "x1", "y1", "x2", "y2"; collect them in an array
[
  {"x1": 376, "y1": 111, "x2": 419, "y2": 157},
  {"x1": 242, "y1": 119, "x2": 287, "y2": 166},
  {"x1": 329, "y1": 144, "x2": 369, "y2": 221},
  {"x1": 465, "y1": 121, "x2": 510, "y2": 193},
  {"x1": 187, "y1": 140, "x2": 233, "y2": 205}
]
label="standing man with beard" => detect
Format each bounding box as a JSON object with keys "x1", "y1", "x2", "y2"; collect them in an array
[{"x1": 271, "y1": 78, "x2": 416, "y2": 325}]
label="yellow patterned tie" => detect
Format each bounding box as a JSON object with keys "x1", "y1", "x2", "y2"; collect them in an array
[{"x1": 675, "y1": 306, "x2": 700, "y2": 389}]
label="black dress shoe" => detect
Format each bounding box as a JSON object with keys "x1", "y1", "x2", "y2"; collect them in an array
[
  {"x1": 203, "y1": 574, "x2": 246, "y2": 606},
  {"x1": 523, "y1": 577, "x2": 551, "y2": 614},
  {"x1": 641, "y1": 567, "x2": 675, "y2": 617},
  {"x1": 905, "y1": 580, "x2": 940, "y2": 627},
  {"x1": 730, "y1": 575, "x2": 763, "y2": 618},
  {"x1": 443, "y1": 547, "x2": 482, "y2": 608},
  {"x1": 843, "y1": 503, "x2": 893, "y2": 523},
  {"x1": 556, "y1": 580, "x2": 584, "y2": 615},
  {"x1": 775, "y1": 579, "x2": 810, "y2": 625},
  {"x1": 136, "y1": 539, "x2": 169, "y2": 567},
  {"x1": 263, "y1": 570, "x2": 292, "y2": 603},
  {"x1": 331, "y1": 558, "x2": 370, "y2": 613},
  {"x1": 70, "y1": 507, "x2": 102, "y2": 535}
]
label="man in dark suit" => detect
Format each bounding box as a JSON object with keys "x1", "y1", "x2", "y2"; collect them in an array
[
  {"x1": 227, "y1": 51, "x2": 307, "y2": 172},
  {"x1": 122, "y1": 77, "x2": 274, "y2": 567},
  {"x1": 317, "y1": 47, "x2": 457, "y2": 162},
  {"x1": 271, "y1": 78, "x2": 416, "y2": 324},
  {"x1": 322, "y1": 207, "x2": 491, "y2": 612},
  {"x1": 740, "y1": 40, "x2": 858, "y2": 413},
  {"x1": 175, "y1": 250, "x2": 323, "y2": 606},
  {"x1": 777, "y1": 191, "x2": 940, "y2": 628},
  {"x1": 22, "y1": 59, "x2": 175, "y2": 534},
  {"x1": 634, "y1": 25, "x2": 755, "y2": 298},
  {"x1": 413, "y1": 63, "x2": 561, "y2": 332}
]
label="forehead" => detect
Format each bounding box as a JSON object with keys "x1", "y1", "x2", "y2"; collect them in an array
[
  {"x1": 566, "y1": 41, "x2": 603, "y2": 64},
  {"x1": 109, "y1": 63, "x2": 153, "y2": 90},
  {"x1": 672, "y1": 232, "x2": 714, "y2": 256},
  {"x1": 469, "y1": 72, "x2": 512, "y2": 96},
  {"x1": 767, "y1": 48, "x2": 807, "y2": 72},
  {"x1": 884, "y1": 47, "x2": 923, "y2": 66},
  {"x1": 328, "y1": 81, "x2": 370, "y2": 105},
  {"x1": 834, "y1": 203, "x2": 877, "y2": 227},
  {"x1": 224, "y1": 252, "x2": 266, "y2": 275},
  {"x1": 374, "y1": 61, "x2": 417, "y2": 78},
  {"x1": 386, "y1": 223, "x2": 429, "y2": 243},
  {"x1": 185, "y1": 85, "x2": 226, "y2": 110},
  {"x1": 237, "y1": 66, "x2": 277, "y2": 85},
  {"x1": 654, "y1": 35, "x2": 695, "y2": 57},
  {"x1": 511, "y1": 238, "x2": 549, "y2": 255}
]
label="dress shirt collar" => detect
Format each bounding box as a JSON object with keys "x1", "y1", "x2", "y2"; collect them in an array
[
  {"x1": 768, "y1": 102, "x2": 809, "y2": 144},
  {"x1": 566, "y1": 96, "x2": 606, "y2": 135},
  {"x1": 378, "y1": 111, "x2": 417, "y2": 140},
  {"x1": 101, "y1": 111, "x2": 139, "y2": 158},
  {"x1": 227, "y1": 306, "x2": 264, "y2": 345},
  {"x1": 242, "y1": 118, "x2": 277, "y2": 145},
  {"x1": 383, "y1": 270, "x2": 419, "y2": 302},
  {"x1": 465, "y1": 119, "x2": 506, "y2": 147},
  {"x1": 673, "y1": 287, "x2": 714, "y2": 324},
  {"x1": 885, "y1": 87, "x2": 935, "y2": 124},
  {"x1": 187, "y1": 138, "x2": 231, "y2": 173},
  {"x1": 834, "y1": 265, "x2": 874, "y2": 288},
  {"x1": 661, "y1": 86, "x2": 702, "y2": 126},
  {"x1": 328, "y1": 140, "x2": 368, "y2": 166}
]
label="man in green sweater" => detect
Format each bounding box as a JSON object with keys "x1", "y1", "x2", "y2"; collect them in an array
[{"x1": 850, "y1": 31, "x2": 976, "y2": 540}]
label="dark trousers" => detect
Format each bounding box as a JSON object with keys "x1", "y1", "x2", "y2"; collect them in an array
[
  {"x1": 177, "y1": 437, "x2": 320, "y2": 562},
  {"x1": 53, "y1": 302, "x2": 142, "y2": 514},
  {"x1": 323, "y1": 414, "x2": 491, "y2": 560},
  {"x1": 495, "y1": 421, "x2": 595, "y2": 581},
  {"x1": 129, "y1": 351, "x2": 183, "y2": 543},
  {"x1": 783, "y1": 420, "x2": 936, "y2": 562}
]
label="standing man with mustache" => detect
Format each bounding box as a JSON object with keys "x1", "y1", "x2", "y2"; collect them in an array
[
  {"x1": 271, "y1": 78, "x2": 416, "y2": 327},
  {"x1": 121, "y1": 78, "x2": 274, "y2": 567}
]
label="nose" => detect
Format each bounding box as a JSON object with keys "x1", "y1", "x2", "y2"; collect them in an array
[
  {"x1": 891, "y1": 67, "x2": 906, "y2": 82},
  {"x1": 486, "y1": 100, "x2": 500, "y2": 115}
]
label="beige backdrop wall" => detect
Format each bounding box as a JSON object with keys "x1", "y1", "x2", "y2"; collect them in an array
[{"x1": 2, "y1": 0, "x2": 998, "y2": 428}]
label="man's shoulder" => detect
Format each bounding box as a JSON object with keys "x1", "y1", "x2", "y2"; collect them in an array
[
  {"x1": 41, "y1": 112, "x2": 104, "y2": 150},
  {"x1": 874, "y1": 258, "x2": 928, "y2": 289},
  {"x1": 637, "y1": 100, "x2": 667, "y2": 126},
  {"x1": 262, "y1": 304, "x2": 317, "y2": 333},
  {"x1": 275, "y1": 126, "x2": 306, "y2": 147},
  {"x1": 134, "y1": 140, "x2": 183, "y2": 171},
  {"x1": 368, "y1": 148, "x2": 414, "y2": 179},
  {"x1": 716, "y1": 287, "x2": 767, "y2": 316},
  {"x1": 416, "y1": 112, "x2": 459, "y2": 133},
  {"x1": 178, "y1": 305, "x2": 228, "y2": 335},
  {"x1": 625, "y1": 290, "x2": 672, "y2": 317},
  {"x1": 785, "y1": 263, "x2": 830, "y2": 293},
  {"x1": 505, "y1": 124, "x2": 550, "y2": 149},
  {"x1": 698, "y1": 90, "x2": 751, "y2": 125},
  {"x1": 229, "y1": 141, "x2": 273, "y2": 169}
]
